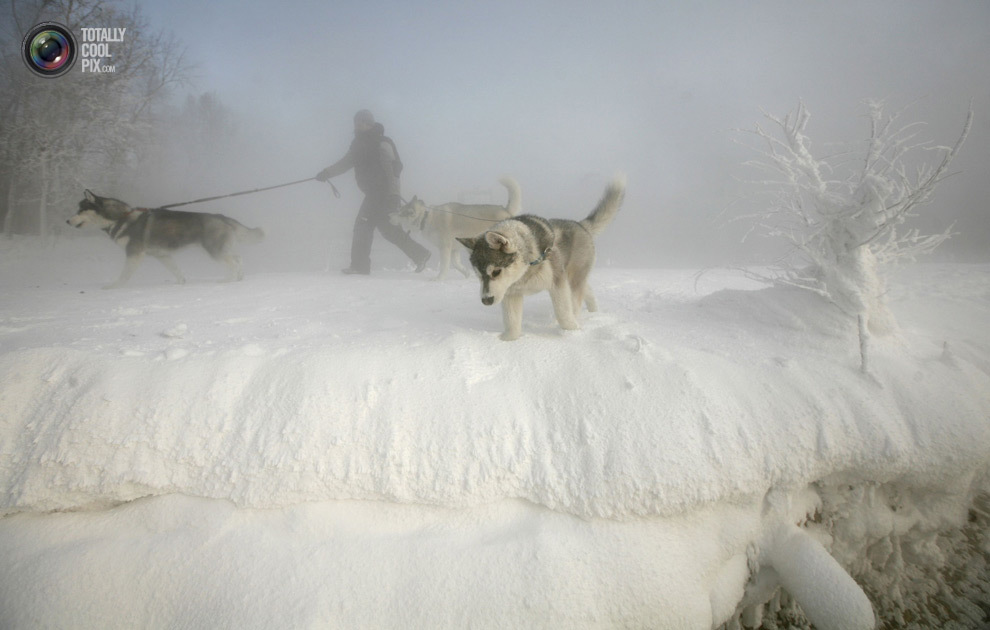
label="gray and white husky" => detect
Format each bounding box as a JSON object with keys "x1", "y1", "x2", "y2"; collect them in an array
[
  {"x1": 457, "y1": 176, "x2": 625, "y2": 340},
  {"x1": 67, "y1": 190, "x2": 264, "y2": 288},
  {"x1": 390, "y1": 177, "x2": 521, "y2": 280}
]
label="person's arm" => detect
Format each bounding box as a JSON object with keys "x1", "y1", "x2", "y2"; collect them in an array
[
  {"x1": 378, "y1": 140, "x2": 401, "y2": 198},
  {"x1": 316, "y1": 148, "x2": 354, "y2": 181}
]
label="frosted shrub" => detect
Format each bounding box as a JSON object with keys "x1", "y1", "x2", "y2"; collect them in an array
[{"x1": 736, "y1": 100, "x2": 971, "y2": 374}]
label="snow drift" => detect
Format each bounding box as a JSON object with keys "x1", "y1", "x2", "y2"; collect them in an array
[{"x1": 1, "y1": 237, "x2": 989, "y2": 628}]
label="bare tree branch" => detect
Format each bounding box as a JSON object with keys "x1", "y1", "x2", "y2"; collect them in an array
[{"x1": 734, "y1": 100, "x2": 972, "y2": 374}]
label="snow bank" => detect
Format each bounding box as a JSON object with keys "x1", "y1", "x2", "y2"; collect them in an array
[
  {"x1": 0, "y1": 495, "x2": 765, "y2": 629},
  {"x1": 2, "y1": 259, "x2": 987, "y2": 520},
  {"x1": 1, "y1": 237, "x2": 989, "y2": 628}
]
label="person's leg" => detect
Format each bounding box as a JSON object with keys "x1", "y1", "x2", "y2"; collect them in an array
[
  {"x1": 372, "y1": 197, "x2": 430, "y2": 269},
  {"x1": 346, "y1": 197, "x2": 376, "y2": 274}
]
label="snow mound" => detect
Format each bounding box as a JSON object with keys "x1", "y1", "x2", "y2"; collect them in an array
[
  {"x1": 1, "y1": 238, "x2": 989, "y2": 628},
  {"x1": 2, "y1": 273, "x2": 988, "y2": 520}
]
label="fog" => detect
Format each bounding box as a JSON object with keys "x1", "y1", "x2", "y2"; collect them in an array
[{"x1": 131, "y1": 0, "x2": 989, "y2": 269}]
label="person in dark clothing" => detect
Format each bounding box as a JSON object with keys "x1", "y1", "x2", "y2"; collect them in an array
[{"x1": 316, "y1": 110, "x2": 431, "y2": 275}]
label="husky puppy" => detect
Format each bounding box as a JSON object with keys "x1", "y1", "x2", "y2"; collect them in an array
[
  {"x1": 67, "y1": 190, "x2": 265, "y2": 289},
  {"x1": 457, "y1": 176, "x2": 625, "y2": 340},
  {"x1": 390, "y1": 177, "x2": 521, "y2": 280}
]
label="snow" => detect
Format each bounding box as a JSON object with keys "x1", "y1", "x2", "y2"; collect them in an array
[
  {"x1": 765, "y1": 522, "x2": 875, "y2": 630},
  {"x1": 1, "y1": 235, "x2": 989, "y2": 628}
]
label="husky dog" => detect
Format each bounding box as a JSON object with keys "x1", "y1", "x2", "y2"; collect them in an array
[
  {"x1": 67, "y1": 190, "x2": 265, "y2": 289},
  {"x1": 457, "y1": 176, "x2": 625, "y2": 340},
  {"x1": 390, "y1": 177, "x2": 521, "y2": 280}
]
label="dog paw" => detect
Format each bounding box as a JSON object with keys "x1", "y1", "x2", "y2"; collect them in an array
[
  {"x1": 499, "y1": 330, "x2": 521, "y2": 341},
  {"x1": 558, "y1": 320, "x2": 580, "y2": 331}
]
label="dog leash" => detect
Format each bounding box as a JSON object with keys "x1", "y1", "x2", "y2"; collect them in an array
[
  {"x1": 398, "y1": 197, "x2": 504, "y2": 224},
  {"x1": 159, "y1": 177, "x2": 339, "y2": 209}
]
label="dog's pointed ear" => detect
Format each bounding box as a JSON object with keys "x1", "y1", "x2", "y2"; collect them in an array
[
  {"x1": 84, "y1": 189, "x2": 97, "y2": 202},
  {"x1": 484, "y1": 231, "x2": 515, "y2": 253},
  {"x1": 456, "y1": 236, "x2": 477, "y2": 250}
]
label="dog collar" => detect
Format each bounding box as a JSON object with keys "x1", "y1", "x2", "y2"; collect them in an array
[
  {"x1": 517, "y1": 215, "x2": 555, "y2": 266},
  {"x1": 529, "y1": 246, "x2": 552, "y2": 266},
  {"x1": 106, "y1": 207, "x2": 149, "y2": 239}
]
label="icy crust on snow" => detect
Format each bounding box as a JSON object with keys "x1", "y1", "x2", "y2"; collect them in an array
[{"x1": 2, "y1": 261, "x2": 989, "y2": 521}]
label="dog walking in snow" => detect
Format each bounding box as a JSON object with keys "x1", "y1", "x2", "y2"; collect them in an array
[
  {"x1": 457, "y1": 176, "x2": 625, "y2": 340},
  {"x1": 390, "y1": 176, "x2": 522, "y2": 280},
  {"x1": 67, "y1": 190, "x2": 264, "y2": 288}
]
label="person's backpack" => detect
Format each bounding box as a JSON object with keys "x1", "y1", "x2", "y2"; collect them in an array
[{"x1": 383, "y1": 136, "x2": 403, "y2": 177}]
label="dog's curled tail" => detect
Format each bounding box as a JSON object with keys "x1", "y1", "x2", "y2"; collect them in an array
[
  {"x1": 499, "y1": 176, "x2": 522, "y2": 216},
  {"x1": 580, "y1": 174, "x2": 626, "y2": 236}
]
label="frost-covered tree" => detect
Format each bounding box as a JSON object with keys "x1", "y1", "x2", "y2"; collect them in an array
[
  {"x1": 0, "y1": 0, "x2": 190, "y2": 236},
  {"x1": 737, "y1": 100, "x2": 971, "y2": 374}
]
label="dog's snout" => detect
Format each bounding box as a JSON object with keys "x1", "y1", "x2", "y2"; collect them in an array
[{"x1": 482, "y1": 296, "x2": 494, "y2": 306}]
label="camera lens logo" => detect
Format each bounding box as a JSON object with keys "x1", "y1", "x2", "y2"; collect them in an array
[{"x1": 22, "y1": 22, "x2": 78, "y2": 78}]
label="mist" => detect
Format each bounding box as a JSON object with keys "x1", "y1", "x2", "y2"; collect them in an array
[
  {"x1": 27, "y1": 0, "x2": 990, "y2": 269},
  {"x1": 6, "y1": 4, "x2": 990, "y2": 625}
]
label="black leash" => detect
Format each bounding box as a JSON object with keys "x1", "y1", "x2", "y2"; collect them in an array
[{"x1": 160, "y1": 177, "x2": 339, "y2": 209}]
